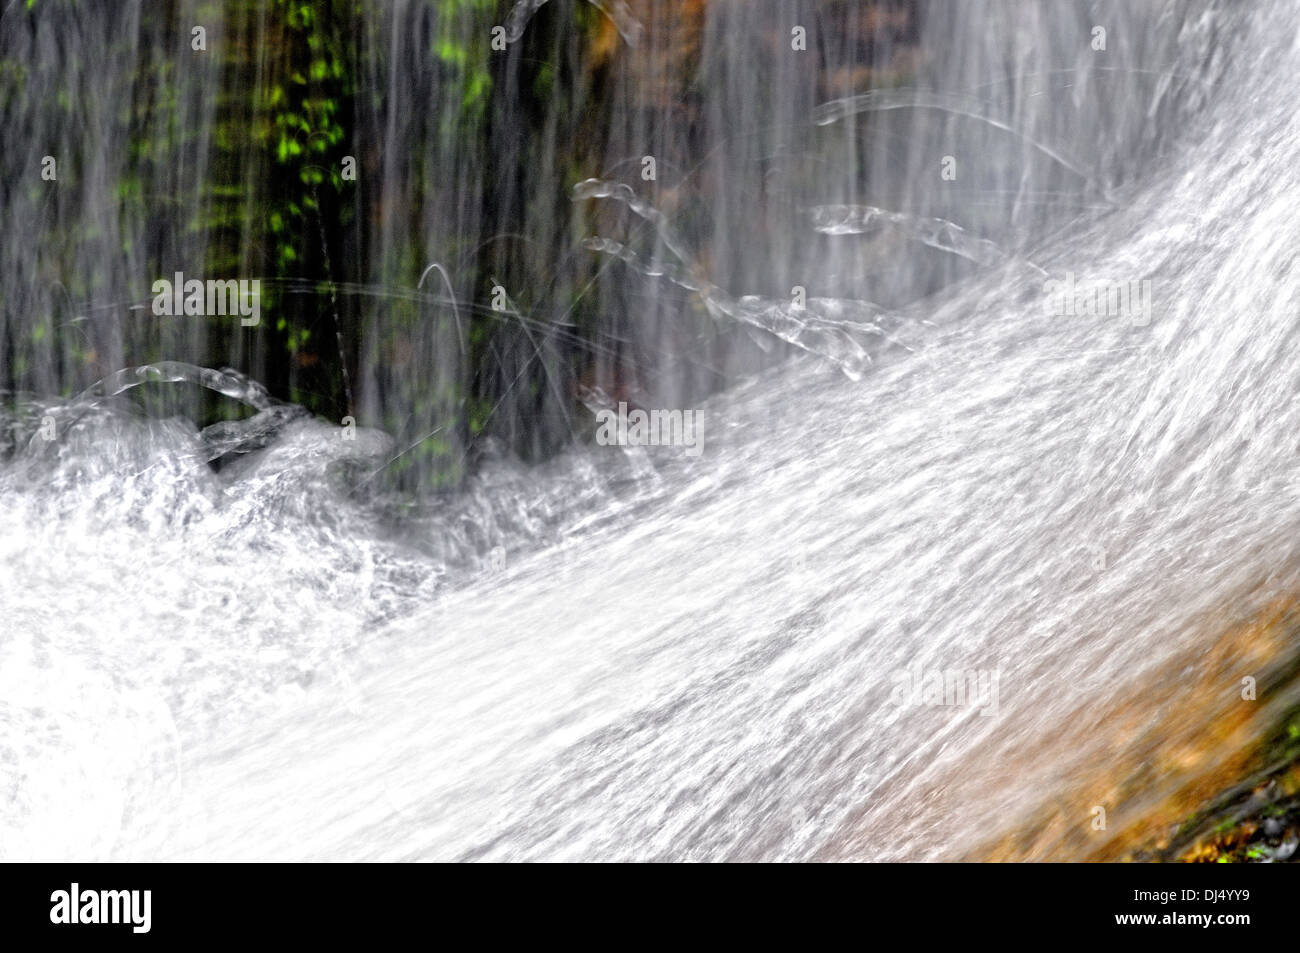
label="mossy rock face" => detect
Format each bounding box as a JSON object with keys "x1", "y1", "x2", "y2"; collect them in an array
[
  {"x1": 956, "y1": 600, "x2": 1300, "y2": 863},
  {"x1": 4, "y1": 0, "x2": 931, "y2": 492},
  {"x1": 1143, "y1": 706, "x2": 1300, "y2": 863},
  {"x1": 1118, "y1": 633, "x2": 1300, "y2": 863},
  {"x1": 1157, "y1": 785, "x2": 1300, "y2": 863}
]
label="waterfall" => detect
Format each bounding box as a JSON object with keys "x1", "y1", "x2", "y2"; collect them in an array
[{"x1": 1, "y1": 0, "x2": 1298, "y2": 861}]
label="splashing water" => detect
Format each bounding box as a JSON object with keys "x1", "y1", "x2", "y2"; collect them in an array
[{"x1": 3, "y1": 0, "x2": 1299, "y2": 862}]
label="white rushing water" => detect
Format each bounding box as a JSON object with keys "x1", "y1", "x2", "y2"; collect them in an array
[{"x1": 3, "y1": 1, "x2": 1300, "y2": 861}]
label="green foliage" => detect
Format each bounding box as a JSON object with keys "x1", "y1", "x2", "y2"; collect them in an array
[{"x1": 6, "y1": 0, "x2": 625, "y2": 490}]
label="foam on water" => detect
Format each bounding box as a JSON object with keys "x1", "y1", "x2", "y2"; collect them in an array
[{"x1": 3, "y1": 0, "x2": 1300, "y2": 860}]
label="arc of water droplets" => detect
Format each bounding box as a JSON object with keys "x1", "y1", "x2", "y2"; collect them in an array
[
  {"x1": 76, "y1": 361, "x2": 278, "y2": 410},
  {"x1": 62, "y1": 361, "x2": 313, "y2": 466},
  {"x1": 505, "y1": 0, "x2": 643, "y2": 47},
  {"x1": 573, "y1": 179, "x2": 899, "y2": 380},
  {"x1": 810, "y1": 204, "x2": 1048, "y2": 276},
  {"x1": 813, "y1": 87, "x2": 1095, "y2": 188}
]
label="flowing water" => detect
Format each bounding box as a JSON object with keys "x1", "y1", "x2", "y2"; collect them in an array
[{"x1": 2, "y1": 0, "x2": 1299, "y2": 861}]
